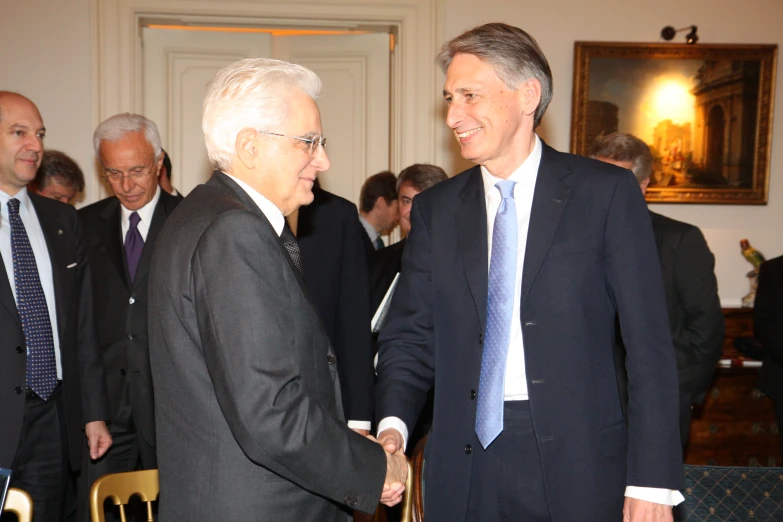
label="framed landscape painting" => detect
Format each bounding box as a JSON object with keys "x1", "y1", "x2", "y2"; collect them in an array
[{"x1": 571, "y1": 42, "x2": 777, "y2": 204}]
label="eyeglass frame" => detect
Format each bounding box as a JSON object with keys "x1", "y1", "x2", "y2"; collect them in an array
[
  {"x1": 257, "y1": 130, "x2": 326, "y2": 157},
  {"x1": 101, "y1": 161, "x2": 160, "y2": 183}
]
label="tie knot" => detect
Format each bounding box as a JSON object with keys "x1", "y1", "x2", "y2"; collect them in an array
[
  {"x1": 495, "y1": 180, "x2": 516, "y2": 200},
  {"x1": 128, "y1": 212, "x2": 141, "y2": 229},
  {"x1": 7, "y1": 198, "x2": 20, "y2": 216}
]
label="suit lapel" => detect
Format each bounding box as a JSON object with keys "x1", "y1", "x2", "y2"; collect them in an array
[
  {"x1": 209, "y1": 172, "x2": 309, "y2": 290},
  {"x1": 30, "y1": 195, "x2": 68, "y2": 341},
  {"x1": 521, "y1": 144, "x2": 572, "y2": 307},
  {"x1": 98, "y1": 198, "x2": 130, "y2": 289},
  {"x1": 132, "y1": 192, "x2": 176, "y2": 289},
  {"x1": 455, "y1": 167, "x2": 489, "y2": 332},
  {"x1": 0, "y1": 251, "x2": 20, "y2": 328}
]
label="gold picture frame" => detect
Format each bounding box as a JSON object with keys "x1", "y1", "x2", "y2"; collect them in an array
[{"x1": 570, "y1": 42, "x2": 777, "y2": 204}]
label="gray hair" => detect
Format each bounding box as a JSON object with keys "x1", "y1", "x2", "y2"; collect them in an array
[
  {"x1": 397, "y1": 163, "x2": 448, "y2": 193},
  {"x1": 590, "y1": 132, "x2": 653, "y2": 183},
  {"x1": 93, "y1": 113, "x2": 162, "y2": 159},
  {"x1": 202, "y1": 58, "x2": 322, "y2": 172},
  {"x1": 436, "y1": 23, "x2": 553, "y2": 128}
]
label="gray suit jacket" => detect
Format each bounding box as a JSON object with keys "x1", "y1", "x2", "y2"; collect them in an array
[{"x1": 148, "y1": 172, "x2": 386, "y2": 521}]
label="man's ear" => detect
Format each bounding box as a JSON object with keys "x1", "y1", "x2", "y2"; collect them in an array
[
  {"x1": 154, "y1": 152, "x2": 164, "y2": 178},
  {"x1": 236, "y1": 128, "x2": 259, "y2": 170},
  {"x1": 640, "y1": 177, "x2": 650, "y2": 195},
  {"x1": 520, "y1": 78, "x2": 542, "y2": 119}
]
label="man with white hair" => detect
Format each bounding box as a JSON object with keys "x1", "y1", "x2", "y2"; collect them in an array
[
  {"x1": 148, "y1": 58, "x2": 405, "y2": 520},
  {"x1": 77, "y1": 113, "x2": 182, "y2": 521}
]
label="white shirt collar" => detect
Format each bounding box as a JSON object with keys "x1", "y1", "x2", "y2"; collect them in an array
[
  {"x1": 0, "y1": 186, "x2": 32, "y2": 213},
  {"x1": 480, "y1": 134, "x2": 542, "y2": 197},
  {"x1": 120, "y1": 185, "x2": 161, "y2": 229},
  {"x1": 223, "y1": 173, "x2": 285, "y2": 236}
]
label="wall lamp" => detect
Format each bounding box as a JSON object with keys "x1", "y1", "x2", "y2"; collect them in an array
[{"x1": 661, "y1": 25, "x2": 699, "y2": 44}]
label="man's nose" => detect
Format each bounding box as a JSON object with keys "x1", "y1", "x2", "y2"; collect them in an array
[
  {"x1": 121, "y1": 175, "x2": 135, "y2": 192},
  {"x1": 446, "y1": 102, "x2": 464, "y2": 129},
  {"x1": 312, "y1": 146, "x2": 330, "y2": 172}
]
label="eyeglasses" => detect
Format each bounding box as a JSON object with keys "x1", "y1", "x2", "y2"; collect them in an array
[
  {"x1": 258, "y1": 131, "x2": 326, "y2": 157},
  {"x1": 102, "y1": 164, "x2": 157, "y2": 183}
]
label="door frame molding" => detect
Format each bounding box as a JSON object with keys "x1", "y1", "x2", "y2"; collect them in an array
[{"x1": 91, "y1": 0, "x2": 441, "y2": 200}]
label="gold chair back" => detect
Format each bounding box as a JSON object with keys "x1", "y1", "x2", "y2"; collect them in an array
[
  {"x1": 4, "y1": 487, "x2": 33, "y2": 522},
  {"x1": 399, "y1": 460, "x2": 415, "y2": 522},
  {"x1": 89, "y1": 469, "x2": 159, "y2": 522}
]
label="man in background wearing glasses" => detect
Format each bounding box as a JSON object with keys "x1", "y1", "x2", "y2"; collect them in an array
[{"x1": 77, "y1": 113, "x2": 182, "y2": 522}]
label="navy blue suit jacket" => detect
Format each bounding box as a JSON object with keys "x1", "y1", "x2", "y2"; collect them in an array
[{"x1": 376, "y1": 144, "x2": 683, "y2": 521}]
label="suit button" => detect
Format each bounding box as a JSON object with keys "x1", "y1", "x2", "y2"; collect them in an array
[
  {"x1": 464, "y1": 444, "x2": 472, "y2": 454},
  {"x1": 127, "y1": 333, "x2": 134, "y2": 340},
  {"x1": 129, "y1": 297, "x2": 135, "y2": 305},
  {"x1": 326, "y1": 355, "x2": 336, "y2": 365},
  {"x1": 120, "y1": 369, "x2": 127, "y2": 376},
  {"x1": 14, "y1": 386, "x2": 23, "y2": 394},
  {"x1": 469, "y1": 389, "x2": 476, "y2": 400},
  {"x1": 478, "y1": 333, "x2": 483, "y2": 344},
  {"x1": 16, "y1": 346, "x2": 23, "y2": 353}
]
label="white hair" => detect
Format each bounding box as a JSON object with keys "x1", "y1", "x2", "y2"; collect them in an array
[
  {"x1": 93, "y1": 113, "x2": 162, "y2": 159},
  {"x1": 202, "y1": 58, "x2": 322, "y2": 172}
]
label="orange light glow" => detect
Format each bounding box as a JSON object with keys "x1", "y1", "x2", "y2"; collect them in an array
[{"x1": 145, "y1": 25, "x2": 370, "y2": 37}]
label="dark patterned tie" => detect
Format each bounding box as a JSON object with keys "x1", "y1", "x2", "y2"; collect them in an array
[
  {"x1": 374, "y1": 236, "x2": 385, "y2": 250},
  {"x1": 125, "y1": 211, "x2": 144, "y2": 282},
  {"x1": 8, "y1": 198, "x2": 58, "y2": 400},
  {"x1": 280, "y1": 222, "x2": 305, "y2": 280}
]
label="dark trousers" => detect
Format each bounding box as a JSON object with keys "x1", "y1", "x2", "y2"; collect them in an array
[
  {"x1": 465, "y1": 401, "x2": 551, "y2": 522},
  {"x1": 2, "y1": 385, "x2": 69, "y2": 522},
  {"x1": 76, "y1": 386, "x2": 157, "y2": 522}
]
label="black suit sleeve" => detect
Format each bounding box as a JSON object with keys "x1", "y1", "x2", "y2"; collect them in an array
[
  {"x1": 671, "y1": 226, "x2": 724, "y2": 403},
  {"x1": 73, "y1": 209, "x2": 111, "y2": 423},
  {"x1": 334, "y1": 210, "x2": 375, "y2": 423},
  {"x1": 755, "y1": 259, "x2": 783, "y2": 365}
]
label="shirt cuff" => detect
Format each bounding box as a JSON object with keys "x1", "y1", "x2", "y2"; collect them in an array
[
  {"x1": 347, "y1": 420, "x2": 372, "y2": 431},
  {"x1": 377, "y1": 417, "x2": 409, "y2": 452},
  {"x1": 625, "y1": 486, "x2": 685, "y2": 506}
]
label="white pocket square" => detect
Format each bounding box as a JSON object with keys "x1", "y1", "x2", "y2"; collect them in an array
[{"x1": 67, "y1": 263, "x2": 77, "y2": 269}]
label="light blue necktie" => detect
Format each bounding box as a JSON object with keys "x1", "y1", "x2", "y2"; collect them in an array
[
  {"x1": 8, "y1": 198, "x2": 58, "y2": 401},
  {"x1": 475, "y1": 180, "x2": 517, "y2": 449}
]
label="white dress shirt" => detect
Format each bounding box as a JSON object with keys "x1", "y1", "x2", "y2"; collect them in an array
[
  {"x1": 377, "y1": 136, "x2": 682, "y2": 506},
  {"x1": 0, "y1": 187, "x2": 62, "y2": 379},
  {"x1": 224, "y1": 173, "x2": 368, "y2": 430},
  {"x1": 120, "y1": 186, "x2": 161, "y2": 243}
]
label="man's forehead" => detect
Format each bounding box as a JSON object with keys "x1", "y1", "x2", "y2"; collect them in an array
[{"x1": 0, "y1": 95, "x2": 44, "y2": 128}]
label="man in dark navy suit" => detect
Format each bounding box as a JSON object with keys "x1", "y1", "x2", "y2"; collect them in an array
[
  {"x1": 0, "y1": 91, "x2": 111, "y2": 522},
  {"x1": 375, "y1": 24, "x2": 683, "y2": 522}
]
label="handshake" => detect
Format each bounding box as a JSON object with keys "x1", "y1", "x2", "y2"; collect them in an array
[{"x1": 369, "y1": 428, "x2": 408, "y2": 507}]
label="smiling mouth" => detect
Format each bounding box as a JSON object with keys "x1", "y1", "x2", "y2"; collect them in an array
[{"x1": 455, "y1": 127, "x2": 481, "y2": 139}]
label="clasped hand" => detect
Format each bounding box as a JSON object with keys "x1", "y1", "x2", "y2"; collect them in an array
[{"x1": 366, "y1": 431, "x2": 408, "y2": 507}]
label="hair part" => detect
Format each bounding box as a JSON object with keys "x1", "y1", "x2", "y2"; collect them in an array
[
  {"x1": 202, "y1": 58, "x2": 322, "y2": 172},
  {"x1": 360, "y1": 171, "x2": 398, "y2": 213},
  {"x1": 397, "y1": 163, "x2": 448, "y2": 193},
  {"x1": 34, "y1": 150, "x2": 85, "y2": 192},
  {"x1": 589, "y1": 132, "x2": 653, "y2": 183},
  {"x1": 93, "y1": 113, "x2": 162, "y2": 160},
  {"x1": 436, "y1": 23, "x2": 553, "y2": 128}
]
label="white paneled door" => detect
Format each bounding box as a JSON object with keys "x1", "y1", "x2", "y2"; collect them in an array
[{"x1": 142, "y1": 27, "x2": 391, "y2": 205}]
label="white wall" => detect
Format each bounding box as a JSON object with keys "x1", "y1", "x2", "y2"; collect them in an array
[
  {"x1": 0, "y1": 0, "x2": 98, "y2": 205},
  {"x1": 2, "y1": 0, "x2": 781, "y2": 305}
]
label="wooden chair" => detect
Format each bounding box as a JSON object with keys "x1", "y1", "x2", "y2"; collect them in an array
[
  {"x1": 89, "y1": 469, "x2": 159, "y2": 522},
  {"x1": 409, "y1": 434, "x2": 427, "y2": 522},
  {"x1": 3, "y1": 487, "x2": 33, "y2": 522}
]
